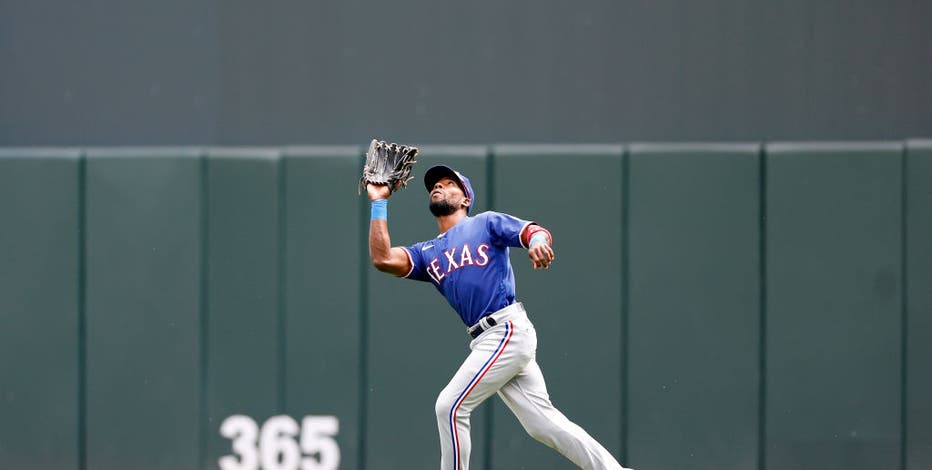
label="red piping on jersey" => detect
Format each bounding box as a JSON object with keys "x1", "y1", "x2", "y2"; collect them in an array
[{"x1": 399, "y1": 247, "x2": 416, "y2": 278}]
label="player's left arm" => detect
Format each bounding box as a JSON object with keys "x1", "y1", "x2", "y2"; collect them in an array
[
  {"x1": 521, "y1": 224, "x2": 555, "y2": 270},
  {"x1": 366, "y1": 183, "x2": 414, "y2": 277}
]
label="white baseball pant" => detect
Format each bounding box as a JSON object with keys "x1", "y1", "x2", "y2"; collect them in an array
[{"x1": 434, "y1": 302, "x2": 631, "y2": 470}]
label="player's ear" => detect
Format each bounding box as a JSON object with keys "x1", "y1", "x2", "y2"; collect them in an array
[{"x1": 462, "y1": 198, "x2": 471, "y2": 209}]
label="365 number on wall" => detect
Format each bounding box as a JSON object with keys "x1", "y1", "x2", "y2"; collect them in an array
[{"x1": 219, "y1": 415, "x2": 340, "y2": 470}]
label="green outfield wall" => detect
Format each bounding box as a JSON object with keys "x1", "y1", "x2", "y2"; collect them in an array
[{"x1": 1, "y1": 141, "x2": 929, "y2": 470}]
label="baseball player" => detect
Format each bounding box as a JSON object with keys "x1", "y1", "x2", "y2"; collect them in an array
[{"x1": 365, "y1": 165, "x2": 633, "y2": 470}]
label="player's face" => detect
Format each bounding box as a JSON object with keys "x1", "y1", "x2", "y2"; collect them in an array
[{"x1": 429, "y1": 177, "x2": 468, "y2": 217}]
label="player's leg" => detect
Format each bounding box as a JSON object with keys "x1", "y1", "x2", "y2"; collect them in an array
[
  {"x1": 435, "y1": 320, "x2": 534, "y2": 470},
  {"x1": 497, "y1": 359, "x2": 631, "y2": 470}
]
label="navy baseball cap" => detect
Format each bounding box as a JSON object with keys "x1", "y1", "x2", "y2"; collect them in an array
[{"x1": 423, "y1": 165, "x2": 475, "y2": 214}]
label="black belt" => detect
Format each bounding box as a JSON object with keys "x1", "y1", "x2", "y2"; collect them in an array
[{"x1": 469, "y1": 316, "x2": 498, "y2": 338}]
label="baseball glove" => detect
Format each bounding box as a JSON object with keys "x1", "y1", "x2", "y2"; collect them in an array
[{"x1": 357, "y1": 139, "x2": 419, "y2": 194}]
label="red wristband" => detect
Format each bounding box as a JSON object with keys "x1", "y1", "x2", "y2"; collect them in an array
[{"x1": 522, "y1": 224, "x2": 553, "y2": 247}]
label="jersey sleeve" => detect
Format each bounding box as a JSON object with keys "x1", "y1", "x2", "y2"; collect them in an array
[
  {"x1": 401, "y1": 242, "x2": 432, "y2": 282},
  {"x1": 484, "y1": 211, "x2": 534, "y2": 248}
]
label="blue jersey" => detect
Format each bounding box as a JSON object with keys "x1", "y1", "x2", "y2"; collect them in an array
[{"x1": 402, "y1": 211, "x2": 533, "y2": 327}]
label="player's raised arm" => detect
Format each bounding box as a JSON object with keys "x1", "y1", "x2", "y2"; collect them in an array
[{"x1": 366, "y1": 183, "x2": 412, "y2": 276}]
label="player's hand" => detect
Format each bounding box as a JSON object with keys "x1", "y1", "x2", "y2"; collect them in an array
[
  {"x1": 528, "y1": 243, "x2": 555, "y2": 270},
  {"x1": 367, "y1": 183, "x2": 392, "y2": 201}
]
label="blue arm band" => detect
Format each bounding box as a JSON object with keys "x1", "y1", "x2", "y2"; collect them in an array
[
  {"x1": 529, "y1": 232, "x2": 549, "y2": 247},
  {"x1": 370, "y1": 199, "x2": 388, "y2": 221}
]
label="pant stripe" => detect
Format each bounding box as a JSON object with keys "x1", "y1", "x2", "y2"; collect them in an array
[{"x1": 449, "y1": 321, "x2": 513, "y2": 470}]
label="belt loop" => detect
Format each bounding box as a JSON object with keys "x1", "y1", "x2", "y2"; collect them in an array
[
  {"x1": 467, "y1": 302, "x2": 526, "y2": 338},
  {"x1": 479, "y1": 316, "x2": 492, "y2": 331}
]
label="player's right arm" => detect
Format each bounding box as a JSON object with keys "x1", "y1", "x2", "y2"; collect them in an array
[{"x1": 367, "y1": 183, "x2": 413, "y2": 277}]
